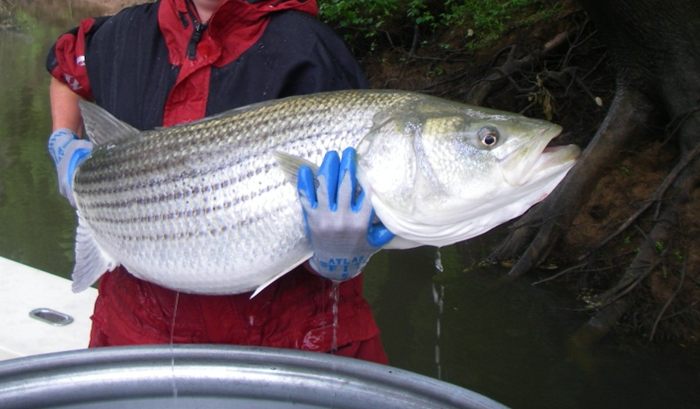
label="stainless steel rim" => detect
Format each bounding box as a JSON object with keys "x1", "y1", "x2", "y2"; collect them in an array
[{"x1": 0, "y1": 345, "x2": 508, "y2": 409}]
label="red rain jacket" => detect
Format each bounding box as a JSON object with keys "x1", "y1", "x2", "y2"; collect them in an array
[{"x1": 47, "y1": 0, "x2": 387, "y2": 364}]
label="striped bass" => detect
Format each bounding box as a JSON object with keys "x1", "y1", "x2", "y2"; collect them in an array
[{"x1": 72, "y1": 90, "x2": 580, "y2": 295}]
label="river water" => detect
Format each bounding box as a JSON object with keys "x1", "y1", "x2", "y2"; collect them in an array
[{"x1": 1, "y1": 2, "x2": 699, "y2": 408}]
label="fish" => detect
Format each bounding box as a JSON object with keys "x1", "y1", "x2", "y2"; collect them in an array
[{"x1": 71, "y1": 89, "x2": 580, "y2": 295}]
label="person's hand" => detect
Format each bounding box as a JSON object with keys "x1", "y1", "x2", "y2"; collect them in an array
[
  {"x1": 48, "y1": 128, "x2": 92, "y2": 207},
  {"x1": 298, "y1": 147, "x2": 394, "y2": 281}
]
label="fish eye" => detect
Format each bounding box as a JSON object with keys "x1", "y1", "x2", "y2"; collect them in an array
[{"x1": 478, "y1": 127, "x2": 499, "y2": 147}]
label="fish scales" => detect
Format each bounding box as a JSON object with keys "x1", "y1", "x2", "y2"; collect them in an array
[
  {"x1": 73, "y1": 91, "x2": 420, "y2": 294},
  {"x1": 70, "y1": 89, "x2": 580, "y2": 294}
]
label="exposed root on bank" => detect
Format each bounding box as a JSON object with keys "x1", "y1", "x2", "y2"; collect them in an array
[
  {"x1": 579, "y1": 111, "x2": 700, "y2": 260},
  {"x1": 569, "y1": 145, "x2": 700, "y2": 346},
  {"x1": 465, "y1": 20, "x2": 593, "y2": 110},
  {"x1": 489, "y1": 89, "x2": 656, "y2": 280},
  {"x1": 650, "y1": 256, "x2": 687, "y2": 341}
]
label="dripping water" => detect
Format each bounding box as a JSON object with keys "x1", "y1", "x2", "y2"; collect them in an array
[
  {"x1": 169, "y1": 292, "x2": 180, "y2": 402},
  {"x1": 434, "y1": 247, "x2": 444, "y2": 273},
  {"x1": 433, "y1": 247, "x2": 445, "y2": 379},
  {"x1": 330, "y1": 281, "x2": 340, "y2": 352},
  {"x1": 432, "y1": 282, "x2": 445, "y2": 379}
]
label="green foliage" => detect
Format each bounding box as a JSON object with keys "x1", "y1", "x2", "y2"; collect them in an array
[
  {"x1": 318, "y1": 0, "x2": 396, "y2": 35},
  {"x1": 446, "y1": 0, "x2": 544, "y2": 30},
  {"x1": 319, "y1": 0, "x2": 552, "y2": 52},
  {"x1": 406, "y1": 1, "x2": 435, "y2": 28},
  {"x1": 655, "y1": 241, "x2": 665, "y2": 253}
]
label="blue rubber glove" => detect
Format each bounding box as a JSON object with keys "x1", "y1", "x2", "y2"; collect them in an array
[
  {"x1": 48, "y1": 128, "x2": 93, "y2": 207},
  {"x1": 298, "y1": 147, "x2": 394, "y2": 281}
]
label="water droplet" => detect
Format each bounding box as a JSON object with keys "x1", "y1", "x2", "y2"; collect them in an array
[{"x1": 435, "y1": 247, "x2": 444, "y2": 273}]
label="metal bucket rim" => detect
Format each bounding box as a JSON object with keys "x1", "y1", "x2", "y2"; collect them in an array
[{"x1": 0, "y1": 345, "x2": 508, "y2": 409}]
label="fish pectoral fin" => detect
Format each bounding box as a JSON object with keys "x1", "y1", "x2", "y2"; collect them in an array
[
  {"x1": 249, "y1": 253, "x2": 312, "y2": 299},
  {"x1": 72, "y1": 214, "x2": 119, "y2": 293},
  {"x1": 249, "y1": 269, "x2": 289, "y2": 299},
  {"x1": 272, "y1": 151, "x2": 319, "y2": 187},
  {"x1": 78, "y1": 100, "x2": 139, "y2": 146}
]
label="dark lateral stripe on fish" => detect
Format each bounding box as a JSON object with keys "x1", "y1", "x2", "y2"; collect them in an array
[
  {"x1": 80, "y1": 183, "x2": 286, "y2": 224},
  {"x1": 85, "y1": 206, "x2": 289, "y2": 242},
  {"x1": 76, "y1": 170, "x2": 287, "y2": 209},
  {"x1": 75, "y1": 140, "x2": 327, "y2": 193}
]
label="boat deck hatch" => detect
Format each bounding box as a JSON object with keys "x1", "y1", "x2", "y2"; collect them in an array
[{"x1": 29, "y1": 308, "x2": 74, "y2": 326}]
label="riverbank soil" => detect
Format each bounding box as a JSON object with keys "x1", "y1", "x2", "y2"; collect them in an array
[{"x1": 23, "y1": 0, "x2": 700, "y2": 346}]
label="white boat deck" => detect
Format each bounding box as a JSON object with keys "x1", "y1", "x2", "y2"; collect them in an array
[{"x1": 0, "y1": 256, "x2": 96, "y2": 361}]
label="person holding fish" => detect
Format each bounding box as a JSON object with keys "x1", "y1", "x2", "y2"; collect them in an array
[{"x1": 45, "y1": 0, "x2": 393, "y2": 364}]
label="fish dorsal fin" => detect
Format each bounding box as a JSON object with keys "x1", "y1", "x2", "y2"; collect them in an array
[
  {"x1": 72, "y1": 212, "x2": 120, "y2": 292},
  {"x1": 271, "y1": 150, "x2": 319, "y2": 187},
  {"x1": 78, "y1": 100, "x2": 139, "y2": 146}
]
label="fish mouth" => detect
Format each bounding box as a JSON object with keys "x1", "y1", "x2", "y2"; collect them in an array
[
  {"x1": 500, "y1": 126, "x2": 580, "y2": 186},
  {"x1": 522, "y1": 143, "x2": 581, "y2": 183}
]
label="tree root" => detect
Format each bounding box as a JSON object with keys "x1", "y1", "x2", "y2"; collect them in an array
[
  {"x1": 579, "y1": 113, "x2": 700, "y2": 260},
  {"x1": 568, "y1": 297, "x2": 630, "y2": 348},
  {"x1": 570, "y1": 137, "x2": 700, "y2": 346},
  {"x1": 571, "y1": 103, "x2": 700, "y2": 347},
  {"x1": 569, "y1": 191, "x2": 677, "y2": 347},
  {"x1": 649, "y1": 257, "x2": 687, "y2": 341},
  {"x1": 464, "y1": 23, "x2": 582, "y2": 107},
  {"x1": 489, "y1": 89, "x2": 656, "y2": 284}
]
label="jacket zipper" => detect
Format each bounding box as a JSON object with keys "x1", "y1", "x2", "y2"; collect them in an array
[{"x1": 184, "y1": 0, "x2": 208, "y2": 60}]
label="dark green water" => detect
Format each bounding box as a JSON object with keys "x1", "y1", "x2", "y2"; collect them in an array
[{"x1": 0, "y1": 2, "x2": 698, "y2": 408}]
